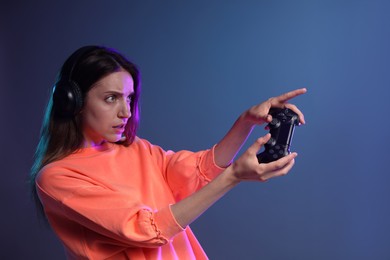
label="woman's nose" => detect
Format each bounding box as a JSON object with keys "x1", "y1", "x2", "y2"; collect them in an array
[{"x1": 118, "y1": 100, "x2": 131, "y2": 118}]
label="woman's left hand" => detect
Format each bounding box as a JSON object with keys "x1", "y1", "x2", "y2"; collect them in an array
[{"x1": 241, "y1": 88, "x2": 307, "y2": 126}]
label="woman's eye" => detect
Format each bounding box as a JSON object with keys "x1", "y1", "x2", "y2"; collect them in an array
[
  {"x1": 106, "y1": 96, "x2": 116, "y2": 103},
  {"x1": 127, "y1": 95, "x2": 133, "y2": 104}
]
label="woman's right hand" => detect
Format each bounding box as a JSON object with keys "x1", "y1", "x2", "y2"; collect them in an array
[{"x1": 230, "y1": 134, "x2": 297, "y2": 183}]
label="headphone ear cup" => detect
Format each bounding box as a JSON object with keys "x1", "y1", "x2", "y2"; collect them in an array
[
  {"x1": 52, "y1": 46, "x2": 99, "y2": 118},
  {"x1": 53, "y1": 80, "x2": 83, "y2": 118}
]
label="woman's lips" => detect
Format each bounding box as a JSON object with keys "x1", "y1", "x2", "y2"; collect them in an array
[{"x1": 113, "y1": 124, "x2": 125, "y2": 133}]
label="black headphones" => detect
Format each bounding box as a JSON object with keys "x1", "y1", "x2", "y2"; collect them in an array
[{"x1": 52, "y1": 46, "x2": 99, "y2": 118}]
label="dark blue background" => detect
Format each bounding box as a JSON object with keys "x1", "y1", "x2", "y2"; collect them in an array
[{"x1": 2, "y1": 1, "x2": 390, "y2": 259}]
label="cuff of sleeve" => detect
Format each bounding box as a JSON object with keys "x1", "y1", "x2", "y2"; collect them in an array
[
  {"x1": 154, "y1": 205, "x2": 185, "y2": 240},
  {"x1": 198, "y1": 145, "x2": 228, "y2": 181}
]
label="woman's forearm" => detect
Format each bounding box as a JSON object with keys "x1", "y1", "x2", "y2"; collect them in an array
[
  {"x1": 170, "y1": 167, "x2": 238, "y2": 228},
  {"x1": 213, "y1": 116, "x2": 255, "y2": 168}
]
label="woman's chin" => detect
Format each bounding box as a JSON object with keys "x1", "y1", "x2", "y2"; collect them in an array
[{"x1": 109, "y1": 134, "x2": 126, "y2": 143}]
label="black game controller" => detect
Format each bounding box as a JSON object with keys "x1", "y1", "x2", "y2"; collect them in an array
[{"x1": 257, "y1": 108, "x2": 300, "y2": 163}]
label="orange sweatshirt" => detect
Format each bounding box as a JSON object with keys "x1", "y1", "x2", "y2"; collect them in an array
[{"x1": 36, "y1": 137, "x2": 224, "y2": 259}]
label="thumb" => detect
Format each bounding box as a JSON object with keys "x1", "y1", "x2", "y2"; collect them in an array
[{"x1": 248, "y1": 133, "x2": 271, "y2": 155}]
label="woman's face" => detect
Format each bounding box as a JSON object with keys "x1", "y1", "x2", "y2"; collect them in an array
[{"x1": 81, "y1": 70, "x2": 134, "y2": 147}]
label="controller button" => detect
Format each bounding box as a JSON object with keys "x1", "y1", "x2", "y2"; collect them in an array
[
  {"x1": 269, "y1": 149, "x2": 274, "y2": 154},
  {"x1": 270, "y1": 118, "x2": 280, "y2": 128},
  {"x1": 275, "y1": 145, "x2": 280, "y2": 150},
  {"x1": 272, "y1": 154, "x2": 278, "y2": 159},
  {"x1": 267, "y1": 138, "x2": 276, "y2": 146}
]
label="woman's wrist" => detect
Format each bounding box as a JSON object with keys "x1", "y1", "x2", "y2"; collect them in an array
[
  {"x1": 220, "y1": 166, "x2": 241, "y2": 187},
  {"x1": 238, "y1": 112, "x2": 257, "y2": 130}
]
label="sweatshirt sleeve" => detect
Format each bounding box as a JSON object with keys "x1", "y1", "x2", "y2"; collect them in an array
[
  {"x1": 36, "y1": 166, "x2": 183, "y2": 250},
  {"x1": 143, "y1": 140, "x2": 226, "y2": 201}
]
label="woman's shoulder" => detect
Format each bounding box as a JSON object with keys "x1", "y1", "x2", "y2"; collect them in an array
[{"x1": 132, "y1": 136, "x2": 164, "y2": 153}]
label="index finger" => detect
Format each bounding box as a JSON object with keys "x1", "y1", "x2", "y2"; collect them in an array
[{"x1": 275, "y1": 88, "x2": 307, "y2": 103}]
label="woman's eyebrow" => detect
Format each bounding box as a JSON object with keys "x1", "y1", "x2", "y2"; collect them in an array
[{"x1": 104, "y1": 90, "x2": 134, "y2": 96}]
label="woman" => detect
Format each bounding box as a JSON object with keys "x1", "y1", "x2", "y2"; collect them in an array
[{"x1": 30, "y1": 45, "x2": 306, "y2": 259}]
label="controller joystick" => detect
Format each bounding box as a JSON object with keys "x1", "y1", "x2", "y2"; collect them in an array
[{"x1": 269, "y1": 118, "x2": 281, "y2": 129}]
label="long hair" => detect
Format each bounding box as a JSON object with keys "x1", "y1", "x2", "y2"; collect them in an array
[{"x1": 30, "y1": 46, "x2": 141, "y2": 220}]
